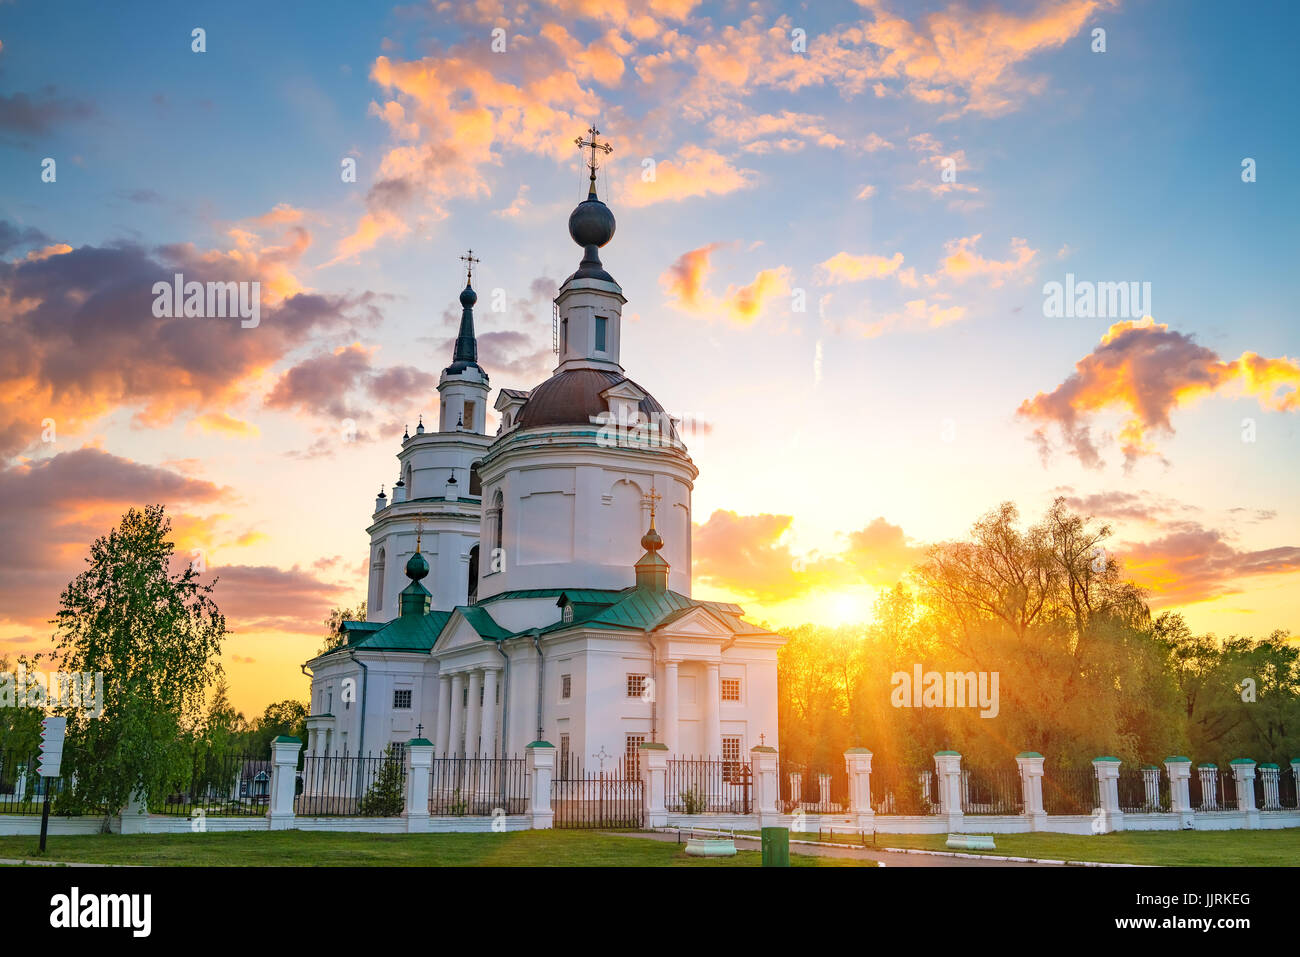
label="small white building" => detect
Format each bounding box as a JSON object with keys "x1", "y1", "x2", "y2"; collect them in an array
[{"x1": 303, "y1": 167, "x2": 786, "y2": 774}]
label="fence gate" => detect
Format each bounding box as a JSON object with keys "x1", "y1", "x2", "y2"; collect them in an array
[{"x1": 552, "y1": 770, "x2": 644, "y2": 829}]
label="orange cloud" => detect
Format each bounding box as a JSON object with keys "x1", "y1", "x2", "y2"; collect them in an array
[
  {"x1": 621, "y1": 145, "x2": 757, "y2": 207},
  {"x1": 1018, "y1": 318, "x2": 1300, "y2": 469},
  {"x1": 818, "y1": 251, "x2": 905, "y2": 284},
  {"x1": 660, "y1": 243, "x2": 789, "y2": 324},
  {"x1": 934, "y1": 234, "x2": 1036, "y2": 286},
  {"x1": 1120, "y1": 522, "x2": 1300, "y2": 606},
  {"x1": 190, "y1": 412, "x2": 260, "y2": 439}
]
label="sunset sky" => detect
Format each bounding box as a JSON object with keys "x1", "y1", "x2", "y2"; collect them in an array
[{"x1": 1, "y1": 0, "x2": 1297, "y2": 717}]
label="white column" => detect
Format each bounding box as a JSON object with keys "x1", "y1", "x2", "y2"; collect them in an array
[
  {"x1": 661, "y1": 660, "x2": 679, "y2": 755},
  {"x1": 1230, "y1": 759, "x2": 1258, "y2": 828},
  {"x1": 844, "y1": 749, "x2": 874, "y2": 831},
  {"x1": 405, "y1": 740, "x2": 433, "y2": 833},
  {"x1": 1092, "y1": 756, "x2": 1124, "y2": 833},
  {"x1": 1015, "y1": 751, "x2": 1046, "y2": 831},
  {"x1": 436, "y1": 674, "x2": 452, "y2": 755},
  {"x1": 704, "y1": 661, "x2": 721, "y2": 757},
  {"x1": 465, "y1": 670, "x2": 483, "y2": 756},
  {"x1": 1164, "y1": 756, "x2": 1194, "y2": 828},
  {"x1": 447, "y1": 672, "x2": 465, "y2": 756},
  {"x1": 268, "y1": 736, "x2": 302, "y2": 830},
  {"x1": 527, "y1": 741, "x2": 556, "y2": 829},
  {"x1": 934, "y1": 750, "x2": 964, "y2": 832},
  {"x1": 481, "y1": 668, "x2": 500, "y2": 757}
]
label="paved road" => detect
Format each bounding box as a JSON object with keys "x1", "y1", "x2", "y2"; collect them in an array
[{"x1": 620, "y1": 830, "x2": 1059, "y2": 867}]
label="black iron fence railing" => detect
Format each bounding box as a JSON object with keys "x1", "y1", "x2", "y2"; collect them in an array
[
  {"x1": 1117, "y1": 767, "x2": 1168, "y2": 813},
  {"x1": 666, "y1": 757, "x2": 752, "y2": 814},
  {"x1": 551, "y1": 765, "x2": 643, "y2": 829},
  {"x1": 295, "y1": 753, "x2": 406, "y2": 817},
  {"x1": 157, "y1": 750, "x2": 273, "y2": 817},
  {"x1": 777, "y1": 757, "x2": 849, "y2": 814},
  {"x1": 1042, "y1": 766, "x2": 1098, "y2": 815},
  {"x1": 961, "y1": 767, "x2": 1024, "y2": 815},
  {"x1": 1258, "y1": 767, "x2": 1298, "y2": 810},
  {"x1": 429, "y1": 755, "x2": 528, "y2": 816},
  {"x1": 0, "y1": 750, "x2": 44, "y2": 814},
  {"x1": 868, "y1": 763, "x2": 942, "y2": 815}
]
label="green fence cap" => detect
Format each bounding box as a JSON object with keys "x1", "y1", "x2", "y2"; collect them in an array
[
  {"x1": 525, "y1": 740, "x2": 554, "y2": 749},
  {"x1": 407, "y1": 738, "x2": 433, "y2": 747},
  {"x1": 272, "y1": 735, "x2": 301, "y2": 744},
  {"x1": 1229, "y1": 758, "x2": 1255, "y2": 765},
  {"x1": 1016, "y1": 751, "x2": 1043, "y2": 758},
  {"x1": 1092, "y1": 756, "x2": 1120, "y2": 763},
  {"x1": 1164, "y1": 756, "x2": 1191, "y2": 763},
  {"x1": 934, "y1": 750, "x2": 961, "y2": 756}
]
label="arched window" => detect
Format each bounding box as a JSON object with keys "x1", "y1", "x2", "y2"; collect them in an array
[
  {"x1": 469, "y1": 462, "x2": 482, "y2": 496},
  {"x1": 403, "y1": 464, "x2": 413, "y2": 498},
  {"x1": 373, "y1": 547, "x2": 386, "y2": 611},
  {"x1": 468, "y1": 544, "x2": 479, "y2": 603},
  {"x1": 492, "y1": 490, "x2": 504, "y2": 568}
]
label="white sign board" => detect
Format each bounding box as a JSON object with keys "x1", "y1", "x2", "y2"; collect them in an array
[{"x1": 38, "y1": 715, "x2": 66, "y2": 778}]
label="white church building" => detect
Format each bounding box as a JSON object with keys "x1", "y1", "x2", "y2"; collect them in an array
[{"x1": 302, "y1": 142, "x2": 786, "y2": 776}]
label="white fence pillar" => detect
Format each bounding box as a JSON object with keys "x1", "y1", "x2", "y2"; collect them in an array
[
  {"x1": 1164, "y1": 756, "x2": 1194, "y2": 828},
  {"x1": 119, "y1": 789, "x2": 149, "y2": 835},
  {"x1": 844, "y1": 748, "x2": 874, "y2": 830},
  {"x1": 640, "y1": 743, "x2": 668, "y2": 828},
  {"x1": 1015, "y1": 751, "x2": 1046, "y2": 831},
  {"x1": 934, "y1": 750, "x2": 963, "y2": 832},
  {"x1": 1230, "y1": 759, "x2": 1258, "y2": 829},
  {"x1": 751, "y1": 746, "x2": 780, "y2": 826},
  {"x1": 405, "y1": 738, "x2": 434, "y2": 832},
  {"x1": 269, "y1": 735, "x2": 302, "y2": 830},
  {"x1": 1092, "y1": 756, "x2": 1123, "y2": 833},
  {"x1": 526, "y1": 741, "x2": 555, "y2": 829}
]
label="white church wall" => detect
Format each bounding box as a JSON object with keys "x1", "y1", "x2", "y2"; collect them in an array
[{"x1": 484, "y1": 597, "x2": 562, "y2": 633}]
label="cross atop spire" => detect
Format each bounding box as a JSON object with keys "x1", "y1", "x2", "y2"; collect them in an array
[
  {"x1": 575, "y1": 125, "x2": 613, "y2": 195},
  {"x1": 459, "y1": 249, "x2": 480, "y2": 285},
  {"x1": 642, "y1": 487, "x2": 662, "y2": 528}
]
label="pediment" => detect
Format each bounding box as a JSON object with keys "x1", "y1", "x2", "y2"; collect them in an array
[
  {"x1": 654, "y1": 605, "x2": 734, "y2": 638},
  {"x1": 432, "y1": 610, "x2": 490, "y2": 655}
]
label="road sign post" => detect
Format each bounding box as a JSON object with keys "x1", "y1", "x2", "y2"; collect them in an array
[{"x1": 37, "y1": 716, "x2": 66, "y2": 853}]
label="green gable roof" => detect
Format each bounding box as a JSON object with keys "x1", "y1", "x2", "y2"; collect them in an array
[{"x1": 319, "y1": 610, "x2": 452, "y2": 658}]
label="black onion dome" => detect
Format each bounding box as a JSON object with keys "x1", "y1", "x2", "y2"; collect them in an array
[
  {"x1": 568, "y1": 196, "x2": 616, "y2": 249},
  {"x1": 459, "y1": 284, "x2": 477, "y2": 308},
  {"x1": 513, "y1": 369, "x2": 679, "y2": 442}
]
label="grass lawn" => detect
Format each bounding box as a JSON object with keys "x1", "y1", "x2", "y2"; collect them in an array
[
  {"x1": 774, "y1": 828, "x2": 1300, "y2": 866},
  {"x1": 0, "y1": 829, "x2": 872, "y2": 867}
]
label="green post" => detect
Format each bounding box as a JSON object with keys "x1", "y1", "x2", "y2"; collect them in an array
[{"x1": 761, "y1": 826, "x2": 790, "y2": 867}]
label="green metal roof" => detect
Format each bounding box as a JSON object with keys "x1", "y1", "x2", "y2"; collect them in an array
[
  {"x1": 457, "y1": 604, "x2": 514, "y2": 640},
  {"x1": 320, "y1": 610, "x2": 452, "y2": 657}
]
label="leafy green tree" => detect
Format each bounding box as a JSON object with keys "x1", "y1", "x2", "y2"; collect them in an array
[
  {"x1": 320, "y1": 602, "x2": 366, "y2": 656},
  {"x1": 48, "y1": 505, "x2": 226, "y2": 814}
]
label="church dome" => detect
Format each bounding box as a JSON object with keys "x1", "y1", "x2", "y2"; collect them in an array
[
  {"x1": 513, "y1": 368, "x2": 680, "y2": 442},
  {"x1": 459, "y1": 283, "x2": 477, "y2": 308},
  {"x1": 405, "y1": 550, "x2": 429, "y2": 582},
  {"x1": 568, "y1": 196, "x2": 615, "y2": 249}
]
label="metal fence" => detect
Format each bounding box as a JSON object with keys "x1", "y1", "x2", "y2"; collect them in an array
[
  {"x1": 1042, "y1": 765, "x2": 1098, "y2": 815},
  {"x1": 667, "y1": 757, "x2": 752, "y2": 814},
  {"x1": 778, "y1": 757, "x2": 848, "y2": 814},
  {"x1": 551, "y1": 765, "x2": 643, "y2": 829},
  {"x1": 868, "y1": 762, "x2": 942, "y2": 815},
  {"x1": 1117, "y1": 767, "x2": 1167, "y2": 813},
  {"x1": 1257, "y1": 767, "x2": 1298, "y2": 811},
  {"x1": 429, "y1": 755, "x2": 528, "y2": 815},
  {"x1": 157, "y1": 749, "x2": 272, "y2": 817},
  {"x1": 961, "y1": 767, "x2": 1024, "y2": 815},
  {"x1": 295, "y1": 753, "x2": 406, "y2": 817},
  {"x1": 0, "y1": 750, "x2": 44, "y2": 814}
]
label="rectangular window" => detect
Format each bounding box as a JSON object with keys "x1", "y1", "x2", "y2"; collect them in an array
[
  {"x1": 722, "y1": 735, "x2": 743, "y2": 783},
  {"x1": 463, "y1": 400, "x2": 476, "y2": 429},
  {"x1": 389, "y1": 742, "x2": 407, "y2": 764},
  {"x1": 721, "y1": 678, "x2": 741, "y2": 702},
  {"x1": 561, "y1": 674, "x2": 572, "y2": 700},
  {"x1": 626, "y1": 674, "x2": 647, "y2": 699},
  {"x1": 594, "y1": 316, "x2": 607, "y2": 352},
  {"x1": 559, "y1": 733, "x2": 571, "y2": 777},
  {"x1": 393, "y1": 689, "x2": 412, "y2": 710},
  {"x1": 625, "y1": 734, "x2": 645, "y2": 778}
]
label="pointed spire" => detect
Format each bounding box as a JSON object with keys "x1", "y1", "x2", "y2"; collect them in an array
[{"x1": 448, "y1": 250, "x2": 482, "y2": 372}]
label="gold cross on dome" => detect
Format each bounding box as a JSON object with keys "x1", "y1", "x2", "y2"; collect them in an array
[
  {"x1": 574, "y1": 125, "x2": 613, "y2": 188},
  {"x1": 415, "y1": 512, "x2": 426, "y2": 551},
  {"x1": 458, "y1": 249, "x2": 480, "y2": 283},
  {"x1": 642, "y1": 487, "x2": 662, "y2": 522}
]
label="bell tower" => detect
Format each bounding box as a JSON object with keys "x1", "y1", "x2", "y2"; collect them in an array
[
  {"x1": 555, "y1": 126, "x2": 626, "y2": 374},
  {"x1": 438, "y1": 250, "x2": 491, "y2": 433}
]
